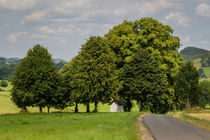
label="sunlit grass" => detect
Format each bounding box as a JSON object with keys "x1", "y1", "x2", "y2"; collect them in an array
[
  {"x1": 0, "y1": 90, "x2": 139, "y2": 114},
  {"x1": 0, "y1": 112, "x2": 139, "y2": 140}
]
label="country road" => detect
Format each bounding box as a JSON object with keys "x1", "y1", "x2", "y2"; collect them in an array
[{"x1": 143, "y1": 114, "x2": 210, "y2": 140}]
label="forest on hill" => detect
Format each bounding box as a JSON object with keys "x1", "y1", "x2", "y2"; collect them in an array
[{"x1": 0, "y1": 57, "x2": 66, "y2": 81}]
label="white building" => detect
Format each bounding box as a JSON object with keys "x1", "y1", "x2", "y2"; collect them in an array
[{"x1": 109, "y1": 99, "x2": 123, "y2": 112}]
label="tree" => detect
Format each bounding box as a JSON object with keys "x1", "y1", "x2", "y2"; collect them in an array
[
  {"x1": 0, "y1": 80, "x2": 8, "y2": 87},
  {"x1": 67, "y1": 36, "x2": 121, "y2": 112},
  {"x1": 199, "y1": 80, "x2": 210, "y2": 108},
  {"x1": 174, "y1": 61, "x2": 199, "y2": 109},
  {"x1": 121, "y1": 49, "x2": 170, "y2": 113},
  {"x1": 11, "y1": 44, "x2": 60, "y2": 112},
  {"x1": 105, "y1": 18, "x2": 182, "y2": 111}
]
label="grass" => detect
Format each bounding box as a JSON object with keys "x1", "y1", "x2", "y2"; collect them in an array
[
  {"x1": 0, "y1": 89, "x2": 139, "y2": 114},
  {"x1": 202, "y1": 67, "x2": 210, "y2": 75},
  {"x1": 174, "y1": 112, "x2": 210, "y2": 131},
  {"x1": 0, "y1": 80, "x2": 12, "y2": 91},
  {"x1": 193, "y1": 58, "x2": 201, "y2": 69},
  {"x1": 0, "y1": 112, "x2": 139, "y2": 140}
]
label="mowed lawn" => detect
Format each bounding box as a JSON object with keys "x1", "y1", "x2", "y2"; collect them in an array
[{"x1": 0, "y1": 112, "x2": 139, "y2": 140}]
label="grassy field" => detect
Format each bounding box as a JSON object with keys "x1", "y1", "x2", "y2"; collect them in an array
[
  {"x1": 193, "y1": 58, "x2": 201, "y2": 69},
  {"x1": 174, "y1": 112, "x2": 210, "y2": 131},
  {"x1": 0, "y1": 112, "x2": 140, "y2": 140},
  {"x1": 0, "y1": 81, "x2": 139, "y2": 114},
  {"x1": 0, "y1": 81, "x2": 142, "y2": 140},
  {"x1": 202, "y1": 67, "x2": 210, "y2": 75}
]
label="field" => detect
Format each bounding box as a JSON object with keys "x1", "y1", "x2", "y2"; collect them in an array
[
  {"x1": 174, "y1": 111, "x2": 210, "y2": 131},
  {"x1": 0, "y1": 81, "x2": 141, "y2": 140},
  {"x1": 0, "y1": 112, "x2": 139, "y2": 140},
  {"x1": 203, "y1": 67, "x2": 210, "y2": 75}
]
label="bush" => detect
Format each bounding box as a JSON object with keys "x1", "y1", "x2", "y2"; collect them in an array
[{"x1": 0, "y1": 80, "x2": 8, "y2": 87}]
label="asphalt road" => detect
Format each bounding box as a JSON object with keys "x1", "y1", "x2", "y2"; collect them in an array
[{"x1": 143, "y1": 114, "x2": 210, "y2": 140}]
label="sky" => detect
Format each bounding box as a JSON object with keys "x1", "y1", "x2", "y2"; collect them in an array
[{"x1": 0, "y1": 0, "x2": 210, "y2": 61}]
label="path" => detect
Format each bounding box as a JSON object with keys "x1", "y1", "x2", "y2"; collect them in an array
[{"x1": 143, "y1": 114, "x2": 210, "y2": 140}]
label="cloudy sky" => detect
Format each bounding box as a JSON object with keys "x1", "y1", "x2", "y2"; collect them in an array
[{"x1": 0, "y1": 0, "x2": 210, "y2": 60}]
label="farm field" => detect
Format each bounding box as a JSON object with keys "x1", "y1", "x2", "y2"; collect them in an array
[
  {"x1": 175, "y1": 112, "x2": 210, "y2": 131},
  {"x1": 188, "y1": 113, "x2": 210, "y2": 121},
  {"x1": 0, "y1": 112, "x2": 139, "y2": 140}
]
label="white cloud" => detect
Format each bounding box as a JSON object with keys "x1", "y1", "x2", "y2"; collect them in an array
[
  {"x1": 199, "y1": 40, "x2": 209, "y2": 44},
  {"x1": 22, "y1": 11, "x2": 46, "y2": 23},
  {"x1": 139, "y1": 0, "x2": 172, "y2": 15},
  {"x1": 54, "y1": 0, "x2": 90, "y2": 14},
  {"x1": 165, "y1": 12, "x2": 190, "y2": 27},
  {"x1": 113, "y1": 0, "x2": 172, "y2": 16},
  {"x1": 39, "y1": 25, "x2": 75, "y2": 34},
  {"x1": 0, "y1": 0, "x2": 37, "y2": 10},
  {"x1": 39, "y1": 26, "x2": 56, "y2": 34},
  {"x1": 183, "y1": 36, "x2": 191, "y2": 43},
  {"x1": 7, "y1": 32, "x2": 28, "y2": 43},
  {"x1": 32, "y1": 34, "x2": 50, "y2": 39},
  {"x1": 196, "y1": 3, "x2": 210, "y2": 18}
]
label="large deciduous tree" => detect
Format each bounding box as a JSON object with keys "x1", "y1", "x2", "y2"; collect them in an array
[
  {"x1": 67, "y1": 36, "x2": 121, "y2": 112},
  {"x1": 122, "y1": 49, "x2": 170, "y2": 113},
  {"x1": 105, "y1": 17, "x2": 182, "y2": 111},
  {"x1": 11, "y1": 44, "x2": 60, "y2": 112},
  {"x1": 174, "y1": 61, "x2": 199, "y2": 109}
]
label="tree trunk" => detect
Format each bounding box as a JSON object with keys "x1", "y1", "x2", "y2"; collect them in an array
[
  {"x1": 123, "y1": 106, "x2": 128, "y2": 112},
  {"x1": 47, "y1": 106, "x2": 50, "y2": 113},
  {"x1": 22, "y1": 106, "x2": 28, "y2": 112},
  {"x1": 39, "y1": 106, "x2": 43, "y2": 113},
  {"x1": 138, "y1": 100, "x2": 143, "y2": 112},
  {"x1": 86, "y1": 103, "x2": 90, "y2": 113},
  {"x1": 94, "y1": 100, "x2": 98, "y2": 112},
  {"x1": 74, "y1": 103, "x2": 78, "y2": 113},
  {"x1": 186, "y1": 86, "x2": 191, "y2": 109}
]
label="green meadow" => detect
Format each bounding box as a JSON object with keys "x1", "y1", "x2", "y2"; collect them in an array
[
  {"x1": 0, "y1": 81, "x2": 140, "y2": 140},
  {"x1": 0, "y1": 112, "x2": 139, "y2": 140}
]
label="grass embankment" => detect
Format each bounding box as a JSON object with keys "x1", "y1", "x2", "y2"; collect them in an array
[
  {"x1": 0, "y1": 112, "x2": 139, "y2": 140},
  {"x1": 175, "y1": 112, "x2": 210, "y2": 131}
]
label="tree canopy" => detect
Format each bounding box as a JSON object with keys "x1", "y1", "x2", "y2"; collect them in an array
[
  {"x1": 11, "y1": 44, "x2": 61, "y2": 112},
  {"x1": 62, "y1": 36, "x2": 121, "y2": 112},
  {"x1": 121, "y1": 49, "x2": 170, "y2": 113}
]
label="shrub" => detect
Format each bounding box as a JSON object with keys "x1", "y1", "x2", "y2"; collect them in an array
[{"x1": 0, "y1": 80, "x2": 8, "y2": 87}]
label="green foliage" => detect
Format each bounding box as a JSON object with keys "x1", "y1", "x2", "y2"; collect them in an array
[
  {"x1": 105, "y1": 17, "x2": 182, "y2": 112},
  {"x1": 0, "y1": 58, "x2": 18, "y2": 81},
  {"x1": 199, "y1": 80, "x2": 210, "y2": 107},
  {"x1": 180, "y1": 46, "x2": 208, "y2": 62},
  {"x1": 11, "y1": 44, "x2": 61, "y2": 111},
  {"x1": 0, "y1": 80, "x2": 8, "y2": 87},
  {"x1": 56, "y1": 60, "x2": 66, "y2": 71},
  {"x1": 201, "y1": 52, "x2": 210, "y2": 67},
  {"x1": 121, "y1": 49, "x2": 171, "y2": 113},
  {"x1": 64, "y1": 36, "x2": 121, "y2": 107},
  {"x1": 174, "y1": 61, "x2": 200, "y2": 109}
]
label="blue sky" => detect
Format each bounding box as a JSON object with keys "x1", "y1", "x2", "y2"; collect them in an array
[{"x1": 0, "y1": 0, "x2": 210, "y2": 60}]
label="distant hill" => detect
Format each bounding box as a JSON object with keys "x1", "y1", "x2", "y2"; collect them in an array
[
  {"x1": 0, "y1": 57, "x2": 66, "y2": 80},
  {"x1": 180, "y1": 47, "x2": 209, "y2": 62}
]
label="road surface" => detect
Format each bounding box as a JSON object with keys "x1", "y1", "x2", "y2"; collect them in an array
[{"x1": 143, "y1": 114, "x2": 210, "y2": 140}]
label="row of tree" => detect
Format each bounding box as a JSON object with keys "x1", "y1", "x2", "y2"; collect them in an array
[{"x1": 11, "y1": 18, "x2": 210, "y2": 113}]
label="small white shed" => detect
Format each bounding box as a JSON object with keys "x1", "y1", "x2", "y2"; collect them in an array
[{"x1": 109, "y1": 99, "x2": 123, "y2": 112}]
